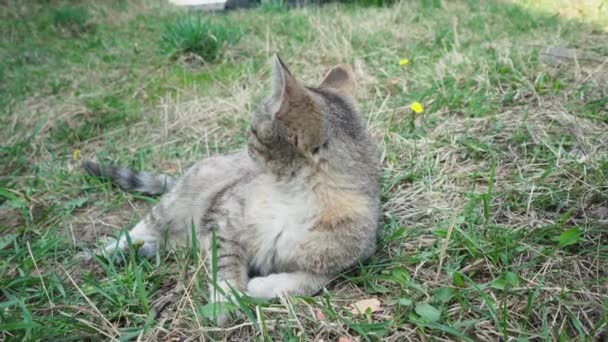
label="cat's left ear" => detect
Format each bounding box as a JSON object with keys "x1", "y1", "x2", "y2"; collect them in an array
[
  {"x1": 268, "y1": 53, "x2": 311, "y2": 118},
  {"x1": 267, "y1": 53, "x2": 323, "y2": 151},
  {"x1": 319, "y1": 65, "x2": 356, "y2": 98}
]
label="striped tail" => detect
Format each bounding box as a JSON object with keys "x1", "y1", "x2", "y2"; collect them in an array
[{"x1": 82, "y1": 161, "x2": 176, "y2": 195}]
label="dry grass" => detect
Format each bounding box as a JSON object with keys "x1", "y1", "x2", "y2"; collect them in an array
[{"x1": 1, "y1": 0, "x2": 607, "y2": 340}]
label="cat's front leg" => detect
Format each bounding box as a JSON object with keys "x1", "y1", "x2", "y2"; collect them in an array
[
  {"x1": 245, "y1": 224, "x2": 374, "y2": 300},
  {"x1": 206, "y1": 234, "x2": 249, "y2": 326},
  {"x1": 101, "y1": 218, "x2": 160, "y2": 260},
  {"x1": 246, "y1": 272, "x2": 331, "y2": 299}
]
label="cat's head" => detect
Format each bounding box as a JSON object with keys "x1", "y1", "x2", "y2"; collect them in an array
[{"x1": 248, "y1": 54, "x2": 376, "y2": 180}]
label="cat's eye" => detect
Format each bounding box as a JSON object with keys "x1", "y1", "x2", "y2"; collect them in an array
[{"x1": 250, "y1": 127, "x2": 258, "y2": 136}]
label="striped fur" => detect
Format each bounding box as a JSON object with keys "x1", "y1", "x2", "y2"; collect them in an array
[{"x1": 82, "y1": 161, "x2": 175, "y2": 195}]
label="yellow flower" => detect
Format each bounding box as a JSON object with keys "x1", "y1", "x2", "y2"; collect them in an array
[
  {"x1": 399, "y1": 58, "x2": 409, "y2": 66},
  {"x1": 73, "y1": 149, "x2": 81, "y2": 161},
  {"x1": 410, "y1": 101, "x2": 423, "y2": 114}
]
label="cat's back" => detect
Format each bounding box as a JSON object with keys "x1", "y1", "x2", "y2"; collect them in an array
[
  {"x1": 184, "y1": 151, "x2": 257, "y2": 185},
  {"x1": 162, "y1": 151, "x2": 261, "y2": 232}
]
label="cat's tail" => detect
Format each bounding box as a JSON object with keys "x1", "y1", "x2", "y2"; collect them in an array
[{"x1": 82, "y1": 161, "x2": 176, "y2": 195}]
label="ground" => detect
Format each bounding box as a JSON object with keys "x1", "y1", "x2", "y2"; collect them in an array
[{"x1": 1, "y1": 0, "x2": 607, "y2": 340}]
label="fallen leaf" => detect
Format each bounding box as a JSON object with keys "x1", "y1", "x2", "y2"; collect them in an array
[
  {"x1": 558, "y1": 227, "x2": 581, "y2": 248},
  {"x1": 338, "y1": 337, "x2": 355, "y2": 342},
  {"x1": 349, "y1": 298, "x2": 381, "y2": 315},
  {"x1": 415, "y1": 303, "x2": 441, "y2": 322},
  {"x1": 314, "y1": 309, "x2": 326, "y2": 321},
  {"x1": 397, "y1": 297, "x2": 412, "y2": 306}
]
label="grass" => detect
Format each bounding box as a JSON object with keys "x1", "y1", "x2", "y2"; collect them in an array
[
  {"x1": 1, "y1": 0, "x2": 607, "y2": 340},
  {"x1": 51, "y1": 5, "x2": 94, "y2": 36},
  {"x1": 160, "y1": 15, "x2": 242, "y2": 62}
]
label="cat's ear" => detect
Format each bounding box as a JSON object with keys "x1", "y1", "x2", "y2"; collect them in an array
[
  {"x1": 268, "y1": 53, "x2": 322, "y2": 151},
  {"x1": 268, "y1": 53, "x2": 310, "y2": 118},
  {"x1": 319, "y1": 65, "x2": 356, "y2": 97}
]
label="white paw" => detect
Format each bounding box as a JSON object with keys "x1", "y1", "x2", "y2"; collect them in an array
[
  {"x1": 89, "y1": 237, "x2": 124, "y2": 263},
  {"x1": 209, "y1": 280, "x2": 243, "y2": 304},
  {"x1": 246, "y1": 275, "x2": 286, "y2": 299},
  {"x1": 102, "y1": 237, "x2": 125, "y2": 255},
  {"x1": 99, "y1": 236, "x2": 157, "y2": 262},
  {"x1": 208, "y1": 280, "x2": 242, "y2": 326},
  {"x1": 136, "y1": 241, "x2": 157, "y2": 258}
]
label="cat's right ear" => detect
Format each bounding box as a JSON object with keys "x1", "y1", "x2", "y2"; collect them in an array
[
  {"x1": 268, "y1": 53, "x2": 310, "y2": 118},
  {"x1": 319, "y1": 65, "x2": 356, "y2": 98}
]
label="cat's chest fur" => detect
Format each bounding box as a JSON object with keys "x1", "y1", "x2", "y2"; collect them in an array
[{"x1": 243, "y1": 175, "x2": 317, "y2": 276}]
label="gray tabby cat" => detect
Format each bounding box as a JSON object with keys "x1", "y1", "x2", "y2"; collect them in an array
[{"x1": 83, "y1": 54, "x2": 380, "y2": 322}]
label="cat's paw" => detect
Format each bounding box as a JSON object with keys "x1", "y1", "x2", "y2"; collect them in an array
[
  {"x1": 246, "y1": 274, "x2": 288, "y2": 299},
  {"x1": 209, "y1": 280, "x2": 241, "y2": 303},
  {"x1": 96, "y1": 236, "x2": 157, "y2": 263},
  {"x1": 214, "y1": 304, "x2": 232, "y2": 327},
  {"x1": 208, "y1": 280, "x2": 243, "y2": 326}
]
